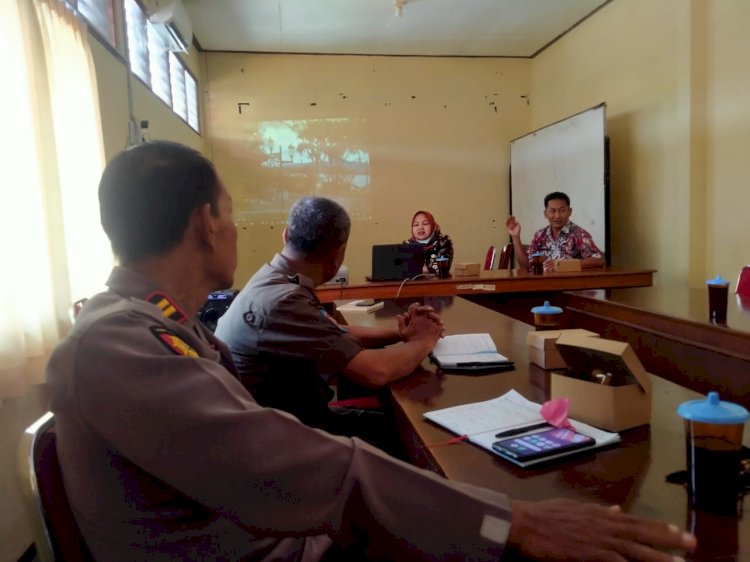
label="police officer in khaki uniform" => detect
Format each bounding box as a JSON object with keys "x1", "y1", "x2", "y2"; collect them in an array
[
  {"x1": 47, "y1": 141, "x2": 696, "y2": 562},
  {"x1": 215, "y1": 197, "x2": 442, "y2": 452}
]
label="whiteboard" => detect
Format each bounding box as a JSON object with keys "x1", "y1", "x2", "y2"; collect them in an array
[{"x1": 510, "y1": 103, "x2": 607, "y2": 256}]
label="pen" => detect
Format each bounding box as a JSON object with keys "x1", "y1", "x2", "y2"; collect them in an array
[
  {"x1": 495, "y1": 422, "x2": 551, "y2": 439},
  {"x1": 455, "y1": 361, "x2": 515, "y2": 367}
]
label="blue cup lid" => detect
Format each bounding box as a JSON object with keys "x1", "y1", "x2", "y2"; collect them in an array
[
  {"x1": 530, "y1": 300, "x2": 563, "y2": 315},
  {"x1": 677, "y1": 391, "x2": 750, "y2": 424},
  {"x1": 435, "y1": 256, "x2": 449, "y2": 262},
  {"x1": 531, "y1": 252, "x2": 545, "y2": 257},
  {"x1": 706, "y1": 275, "x2": 729, "y2": 286}
]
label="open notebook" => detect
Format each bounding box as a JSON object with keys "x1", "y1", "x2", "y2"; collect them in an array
[
  {"x1": 423, "y1": 390, "x2": 620, "y2": 467},
  {"x1": 430, "y1": 333, "x2": 514, "y2": 371}
]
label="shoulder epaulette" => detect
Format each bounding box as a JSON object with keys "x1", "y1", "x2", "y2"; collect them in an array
[{"x1": 145, "y1": 291, "x2": 188, "y2": 324}]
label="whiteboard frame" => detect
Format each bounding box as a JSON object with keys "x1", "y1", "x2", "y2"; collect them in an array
[{"x1": 509, "y1": 103, "x2": 609, "y2": 264}]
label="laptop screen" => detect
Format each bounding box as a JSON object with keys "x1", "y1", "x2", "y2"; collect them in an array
[{"x1": 368, "y1": 244, "x2": 424, "y2": 281}]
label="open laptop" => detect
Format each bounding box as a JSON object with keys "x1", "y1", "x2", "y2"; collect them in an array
[{"x1": 366, "y1": 244, "x2": 424, "y2": 282}]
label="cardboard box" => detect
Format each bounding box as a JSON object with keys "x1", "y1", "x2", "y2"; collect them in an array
[
  {"x1": 453, "y1": 262, "x2": 480, "y2": 277},
  {"x1": 554, "y1": 259, "x2": 582, "y2": 272},
  {"x1": 551, "y1": 332, "x2": 652, "y2": 432},
  {"x1": 526, "y1": 328, "x2": 598, "y2": 369}
]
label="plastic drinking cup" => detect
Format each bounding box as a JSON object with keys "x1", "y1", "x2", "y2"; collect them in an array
[
  {"x1": 531, "y1": 252, "x2": 545, "y2": 275},
  {"x1": 706, "y1": 275, "x2": 730, "y2": 324},
  {"x1": 530, "y1": 300, "x2": 563, "y2": 331},
  {"x1": 436, "y1": 257, "x2": 450, "y2": 279},
  {"x1": 677, "y1": 392, "x2": 749, "y2": 514}
]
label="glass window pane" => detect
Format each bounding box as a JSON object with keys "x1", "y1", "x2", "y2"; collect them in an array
[
  {"x1": 78, "y1": 0, "x2": 116, "y2": 46},
  {"x1": 185, "y1": 71, "x2": 199, "y2": 131},
  {"x1": 148, "y1": 25, "x2": 171, "y2": 105},
  {"x1": 169, "y1": 53, "x2": 187, "y2": 120},
  {"x1": 124, "y1": 0, "x2": 150, "y2": 85}
]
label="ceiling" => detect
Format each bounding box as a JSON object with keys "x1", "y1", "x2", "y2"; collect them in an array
[{"x1": 183, "y1": 0, "x2": 610, "y2": 58}]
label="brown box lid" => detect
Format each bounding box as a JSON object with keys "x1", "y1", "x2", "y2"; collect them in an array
[
  {"x1": 553, "y1": 332, "x2": 652, "y2": 393},
  {"x1": 525, "y1": 328, "x2": 598, "y2": 351}
]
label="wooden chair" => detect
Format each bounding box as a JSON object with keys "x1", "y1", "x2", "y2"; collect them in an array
[
  {"x1": 17, "y1": 412, "x2": 94, "y2": 562},
  {"x1": 497, "y1": 243, "x2": 514, "y2": 270},
  {"x1": 484, "y1": 246, "x2": 496, "y2": 270}
]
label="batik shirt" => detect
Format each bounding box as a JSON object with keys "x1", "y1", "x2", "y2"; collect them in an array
[
  {"x1": 404, "y1": 231, "x2": 454, "y2": 276},
  {"x1": 527, "y1": 221, "x2": 603, "y2": 264}
]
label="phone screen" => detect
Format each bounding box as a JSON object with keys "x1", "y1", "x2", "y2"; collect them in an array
[{"x1": 492, "y1": 427, "x2": 595, "y2": 461}]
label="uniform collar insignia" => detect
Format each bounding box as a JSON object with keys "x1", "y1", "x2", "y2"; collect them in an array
[{"x1": 145, "y1": 291, "x2": 188, "y2": 324}]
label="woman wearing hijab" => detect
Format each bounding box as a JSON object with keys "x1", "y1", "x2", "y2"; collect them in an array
[{"x1": 404, "y1": 210, "x2": 454, "y2": 276}]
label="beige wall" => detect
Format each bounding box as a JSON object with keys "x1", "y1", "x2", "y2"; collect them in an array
[
  {"x1": 705, "y1": 0, "x2": 750, "y2": 286},
  {"x1": 531, "y1": 0, "x2": 750, "y2": 288},
  {"x1": 204, "y1": 53, "x2": 531, "y2": 283}
]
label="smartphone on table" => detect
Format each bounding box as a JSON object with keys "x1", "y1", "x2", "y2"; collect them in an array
[
  {"x1": 356, "y1": 299, "x2": 378, "y2": 306},
  {"x1": 492, "y1": 427, "x2": 595, "y2": 462}
]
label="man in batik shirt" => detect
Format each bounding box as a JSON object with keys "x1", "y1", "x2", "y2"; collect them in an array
[{"x1": 505, "y1": 191, "x2": 605, "y2": 272}]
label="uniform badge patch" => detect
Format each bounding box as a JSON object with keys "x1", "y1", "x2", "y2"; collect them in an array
[
  {"x1": 150, "y1": 327, "x2": 199, "y2": 357},
  {"x1": 243, "y1": 311, "x2": 257, "y2": 327}
]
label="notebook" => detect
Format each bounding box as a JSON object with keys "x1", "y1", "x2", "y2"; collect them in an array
[
  {"x1": 430, "y1": 333, "x2": 515, "y2": 372},
  {"x1": 366, "y1": 244, "x2": 424, "y2": 281}
]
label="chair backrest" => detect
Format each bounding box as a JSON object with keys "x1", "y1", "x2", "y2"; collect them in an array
[
  {"x1": 736, "y1": 266, "x2": 750, "y2": 296},
  {"x1": 497, "y1": 243, "x2": 514, "y2": 270},
  {"x1": 18, "y1": 412, "x2": 94, "y2": 562},
  {"x1": 484, "y1": 246, "x2": 496, "y2": 270}
]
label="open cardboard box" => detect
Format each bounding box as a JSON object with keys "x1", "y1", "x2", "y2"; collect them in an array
[
  {"x1": 551, "y1": 332, "x2": 652, "y2": 432},
  {"x1": 526, "y1": 328, "x2": 598, "y2": 369}
]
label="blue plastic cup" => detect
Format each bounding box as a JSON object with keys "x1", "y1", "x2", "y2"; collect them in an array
[
  {"x1": 706, "y1": 275, "x2": 730, "y2": 324},
  {"x1": 677, "y1": 392, "x2": 749, "y2": 514},
  {"x1": 530, "y1": 300, "x2": 563, "y2": 331}
]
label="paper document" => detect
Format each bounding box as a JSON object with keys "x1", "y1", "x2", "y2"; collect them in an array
[
  {"x1": 423, "y1": 390, "x2": 620, "y2": 467},
  {"x1": 430, "y1": 333, "x2": 510, "y2": 368}
]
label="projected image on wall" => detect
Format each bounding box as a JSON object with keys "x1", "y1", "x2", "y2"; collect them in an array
[{"x1": 235, "y1": 118, "x2": 371, "y2": 223}]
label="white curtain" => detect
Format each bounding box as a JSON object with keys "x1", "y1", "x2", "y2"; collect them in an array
[{"x1": 0, "y1": 0, "x2": 112, "y2": 404}]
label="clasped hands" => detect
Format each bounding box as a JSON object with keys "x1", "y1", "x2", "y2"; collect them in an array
[{"x1": 396, "y1": 302, "x2": 445, "y2": 344}]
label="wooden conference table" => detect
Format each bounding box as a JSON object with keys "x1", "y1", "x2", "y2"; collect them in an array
[
  {"x1": 317, "y1": 267, "x2": 654, "y2": 303},
  {"x1": 339, "y1": 297, "x2": 749, "y2": 561}
]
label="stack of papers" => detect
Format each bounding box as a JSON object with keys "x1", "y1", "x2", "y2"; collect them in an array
[
  {"x1": 430, "y1": 333, "x2": 514, "y2": 371},
  {"x1": 423, "y1": 390, "x2": 620, "y2": 467}
]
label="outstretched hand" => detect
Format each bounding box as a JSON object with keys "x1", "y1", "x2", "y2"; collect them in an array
[
  {"x1": 507, "y1": 499, "x2": 696, "y2": 562},
  {"x1": 506, "y1": 216, "x2": 521, "y2": 238}
]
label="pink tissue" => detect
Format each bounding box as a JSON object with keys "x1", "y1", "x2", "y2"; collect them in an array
[{"x1": 540, "y1": 398, "x2": 574, "y2": 429}]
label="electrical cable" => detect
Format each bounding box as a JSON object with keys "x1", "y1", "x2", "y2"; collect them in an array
[{"x1": 395, "y1": 273, "x2": 428, "y2": 299}]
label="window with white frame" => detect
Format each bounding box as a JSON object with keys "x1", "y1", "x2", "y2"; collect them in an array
[{"x1": 124, "y1": 0, "x2": 200, "y2": 132}]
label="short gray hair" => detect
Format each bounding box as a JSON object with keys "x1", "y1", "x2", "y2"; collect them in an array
[{"x1": 286, "y1": 197, "x2": 351, "y2": 256}]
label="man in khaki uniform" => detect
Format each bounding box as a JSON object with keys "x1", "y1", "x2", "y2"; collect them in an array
[
  {"x1": 46, "y1": 141, "x2": 695, "y2": 561},
  {"x1": 215, "y1": 197, "x2": 442, "y2": 454}
]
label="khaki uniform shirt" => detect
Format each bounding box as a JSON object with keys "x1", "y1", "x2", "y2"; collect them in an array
[
  {"x1": 47, "y1": 266, "x2": 512, "y2": 561},
  {"x1": 215, "y1": 254, "x2": 363, "y2": 426}
]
